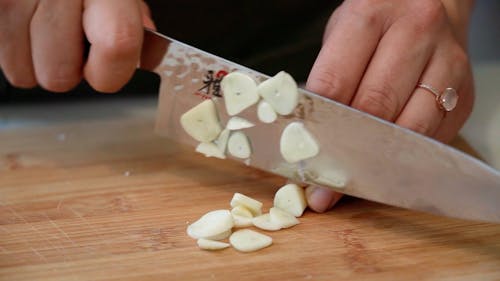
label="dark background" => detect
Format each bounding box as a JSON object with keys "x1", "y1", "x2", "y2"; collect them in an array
[{"x1": 0, "y1": 1, "x2": 342, "y2": 103}]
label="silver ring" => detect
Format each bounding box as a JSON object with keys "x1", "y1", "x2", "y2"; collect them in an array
[{"x1": 417, "y1": 83, "x2": 458, "y2": 112}]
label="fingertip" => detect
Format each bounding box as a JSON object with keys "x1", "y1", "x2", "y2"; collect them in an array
[
  {"x1": 36, "y1": 65, "x2": 82, "y2": 93},
  {"x1": 305, "y1": 185, "x2": 343, "y2": 213},
  {"x1": 83, "y1": 63, "x2": 127, "y2": 93},
  {"x1": 306, "y1": 52, "x2": 349, "y2": 104},
  {"x1": 83, "y1": 0, "x2": 143, "y2": 93},
  {"x1": 4, "y1": 71, "x2": 37, "y2": 89}
]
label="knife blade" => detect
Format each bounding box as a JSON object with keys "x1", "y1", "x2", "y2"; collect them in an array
[{"x1": 139, "y1": 29, "x2": 500, "y2": 223}]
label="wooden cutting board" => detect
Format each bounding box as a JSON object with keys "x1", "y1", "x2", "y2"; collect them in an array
[{"x1": 1, "y1": 117, "x2": 499, "y2": 281}]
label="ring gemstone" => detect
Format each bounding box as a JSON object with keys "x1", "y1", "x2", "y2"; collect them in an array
[{"x1": 439, "y1": 88, "x2": 458, "y2": 112}]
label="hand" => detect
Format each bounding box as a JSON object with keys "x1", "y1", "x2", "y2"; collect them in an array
[
  {"x1": 305, "y1": 0, "x2": 475, "y2": 212},
  {"x1": 0, "y1": 0, "x2": 154, "y2": 93}
]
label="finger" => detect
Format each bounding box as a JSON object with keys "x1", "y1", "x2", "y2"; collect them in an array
[
  {"x1": 30, "y1": 0, "x2": 83, "y2": 92},
  {"x1": 351, "y1": 16, "x2": 437, "y2": 121},
  {"x1": 305, "y1": 185, "x2": 343, "y2": 213},
  {"x1": 396, "y1": 43, "x2": 469, "y2": 139},
  {"x1": 433, "y1": 48, "x2": 474, "y2": 143},
  {"x1": 306, "y1": 3, "x2": 385, "y2": 104},
  {"x1": 83, "y1": 0, "x2": 143, "y2": 93},
  {"x1": 139, "y1": 0, "x2": 156, "y2": 30},
  {"x1": 395, "y1": 60, "x2": 446, "y2": 137},
  {"x1": 0, "y1": 1, "x2": 38, "y2": 88}
]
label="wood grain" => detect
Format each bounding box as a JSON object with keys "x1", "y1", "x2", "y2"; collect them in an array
[{"x1": 0, "y1": 118, "x2": 499, "y2": 281}]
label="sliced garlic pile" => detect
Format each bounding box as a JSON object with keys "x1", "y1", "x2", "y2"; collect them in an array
[
  {"x1": 180, "y1": 70, "x2": 321, "y2": 165},
  {"x1": 186, "y1": 183, "x2": 307, "y2": 252}
]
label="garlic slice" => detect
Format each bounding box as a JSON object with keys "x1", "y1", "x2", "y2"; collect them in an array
[
  {"x1": 257, "y1": 100, "x2": 278, "y2": 123},
  {"x1": 180, "y1": 99, "x2": 222, "y2": 143},
  {"x1": 252, "y1": 214, "x2": 281, "y2": 231},
  {"x1": 269, "y1": 207, "x2": 299, "y2": 229},
  {"x1": 206, "y1": 229, "x2": 232, "y2": 241},
  {"x1": 257, "y1": 71, "x2": 298, "y2": 115},
  {"x1": 231, "y1": 205, "x2": 254, "y2": 228},
  {"x1": 197, "y1": 239, "x2": 230, "y2": 250},
  {"x1": 221, "y1": 72, "x2": 259, "y2": 116},
  {"x1": 229, "y1": 229, "x2": 273, "y2": 252},
  {"x1": 314, "y1": 170, "x2": 348, "y2": 189},
  {"x1": 273, "y1": 184, "x2": 307, "y2": 217},
  {"x1": 227, "y1": 131, "x2": 252, "y2": 159},
  {"x1": 195, "y1": 142, "x2": 226, "y2": 159},
  {"x1": 232, "y1": 215, "x2": 253, "y2": 228},
  {"x1": 187, "y1": 210, "x2": 234, "y2": 240},
  {"x1": 280, "y1": 122, "x2": 319, "y2": 163},
  {"x1": 230, "y1": 193, "x2": 262, "y2": 216},
  {"x1": 231, "y1": 205, "x2": 253, "y2": 218},
  {"x1": 226, "y1": 116, "x2": 255, "y2": 130},
  {"x1": 215, "y1": 129, "x2": 230, "y2": 154}
]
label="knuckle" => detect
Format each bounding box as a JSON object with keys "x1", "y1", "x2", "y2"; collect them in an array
[
  {"x1": 411, "y1": 0, "x2": 446, "y2": 31},
  {"x1": 0, "y1": 0, "x2": 17, "y2": 14},
  {"x1": 100, "y1": 24, "x2": 142, "y2": 59},
  {"x1": 450, "y1": 46, "x2": 469, "y2": 69},
  {"x1": 343, "y1": 0, "x2": 380, "y2": 28},
  {"x1": 307, "y1": 66, "x2": 348, "y2": 103},
  {"x1": 355, "y1": 84, "x2": 399, "y2": 120}
]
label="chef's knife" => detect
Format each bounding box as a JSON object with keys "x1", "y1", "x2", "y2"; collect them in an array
[{"x1": 139, "y1": 29, "x2": 500, "y2": 223}]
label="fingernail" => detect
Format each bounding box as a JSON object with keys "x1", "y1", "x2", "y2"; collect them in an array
[{"x1": 306, "y1": 185, "x2": 337, "y2": 213}]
